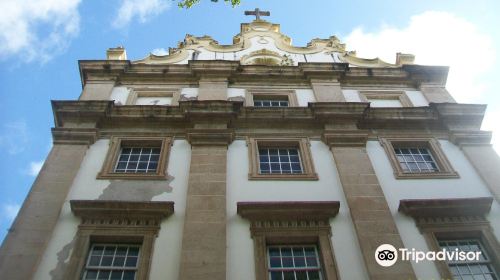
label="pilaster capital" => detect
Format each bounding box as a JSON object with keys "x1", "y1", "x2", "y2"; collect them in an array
[
  {"x1": 449, "y1": 130, "x2": 492, "y2": 146},
  {"x1": 51, "y1": 128, "x2": 98, "y2": 145},
  {"x1": 187, "y1": 129, "x2": 234, "y2": 146},
  {"x1": 321, "y1": 130, "x2": 368, "y2": 147}
]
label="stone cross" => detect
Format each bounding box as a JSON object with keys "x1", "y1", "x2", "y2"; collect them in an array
[{"x1": 244, "y1": 8, "x2": 270, "y2": 21}]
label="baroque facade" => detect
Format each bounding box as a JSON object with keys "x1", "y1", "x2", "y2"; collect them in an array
[{"x1": 1, "y1": 14, "x2": 500, "y2": 280}]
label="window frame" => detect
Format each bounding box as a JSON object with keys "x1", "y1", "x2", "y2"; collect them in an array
[
  {"x1": 81, "y1": 243, "x2": 141, "y2": 280},
  {"x1": 359, "y1": 91, "x2": 412, "y2": 107},
  {"x1": 237, "y1": 201, "x2": 340, "y2": 280},
  {"x1": 380, "y1": 137, "x2": 459, "y2": 179},
  {"x1": 267, "y1": 244, "x2": 324, "y2": 280},
  {"x1": 245, "y1": 89, "x2": 298, "y2": 107},
  {"x1": 247, "y1": 138, "x2": 318, "y2": 180},
  {"x1": 64, "y1": 200, "x2": 174, "y2": 280},
  {"x1": 97, "y1": 136, "x2": 172, "y2": 180},
  {"x1": 399, "y1": 197, "x2": 500, "y2": 279},
  {"x1": 125, "y1": 88, "x2": 180, "y2": 106}
]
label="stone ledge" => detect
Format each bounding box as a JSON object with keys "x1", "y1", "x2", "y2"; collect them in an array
[
  {"x1": 398, "y1": 197, "x2": 493, "y2": 218},
  {"x1": 237, "y1": 201, "x2": 340, "y2": 221}
]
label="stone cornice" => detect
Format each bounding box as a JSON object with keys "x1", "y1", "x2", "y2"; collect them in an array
[
  {"x1": 449, "y1": 130, "x2": 492, "y2": 146},
  {"x1": 51, "y1": 128, "x2": 98, "y2": 145},
  {"x1": 51, "y1": 101, "x2": 488, "y2": 143},
  {"x1": 70, "y1": 200, "x2": 174, "y2": 222},
  {"x1": 398, "y1": 197, "x2": 493, "y2": 219},
  {"x1": 79, "y1": 61, "x2": 446, "y2": 88},
  {"x1": 431, "y1": 103, "x2": 487, "y2": 131},
  {"x1": 403, "y1": 64, "x2": 449, "y2": 86},
  {"x1": 237, "y1": 201, "x2": 340, "y2": 222}
]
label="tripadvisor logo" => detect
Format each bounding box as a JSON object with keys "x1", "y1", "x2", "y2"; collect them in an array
[{"x1": 375, "y1": 244, "x2": 482, "y2": 267}]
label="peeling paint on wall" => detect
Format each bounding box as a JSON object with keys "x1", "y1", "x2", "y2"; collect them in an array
[
  {"x1": 49, "y1": 237, "x2": 76, "y2": 280},
  {"x1": 98, "y1": 175, "x2": 174, "y2": 201}
]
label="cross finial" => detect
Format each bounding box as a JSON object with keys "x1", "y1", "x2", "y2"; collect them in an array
[{"x1": 244, "y1": 8, "x2": 270, "y2": 21}]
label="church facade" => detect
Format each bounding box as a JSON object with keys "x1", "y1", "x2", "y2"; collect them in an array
[{"x1": 1, "y1": 13, "x2": 500, "y2": 280}]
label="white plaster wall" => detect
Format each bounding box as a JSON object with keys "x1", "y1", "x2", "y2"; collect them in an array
[
  {"x1": 342, "y1": 89, "x2": 362, "y2": 102},
  {"x1": 369, "y1": 99, "x2": 402, "y2": 107},
  {"x1": 227, "y1": 88, "x2": 245, "y2": 98},
  {"x1": 295, "y1": 89, "x2": 315, "y2": 106},
  {"x1": 180, "y1": 87, "x2": 198, "y2": 98},
  {"x1": 366, "y1": 140, "x2": 500, "y2": 279},
  {"x1": 227, "y1": 140, "x2": 369, "y2": 280},
  {"x1": 33, "y1": 140, "x2": 191, "y2": 280},
  {"x1": 406, "y1": 90, "x2": 429, "y2": 107},
  {"x1": 110, "y1": 86, "x2": 129, "y2": 105}
]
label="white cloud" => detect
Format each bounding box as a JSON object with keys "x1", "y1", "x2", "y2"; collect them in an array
[
  {"x1": 344, "y1": 11, "x2": 495, "y2": 103},
  {"x1": 0, "y1": 120, "x2": 29, "y2": 155},
  {"x1": 113, "y1": 0, "x2": 170, "y2": 28},
  {"x1": 3, "y1": 203, "x2": 20, "y2": 221},
  {"x1": 151, "y1": 48, "x2": 168, "y2": 56},
  {"x1": 28, "y1": 160, "x2": 44, "y2": 176},
  {"x1": 0, "y1": 0, "x2": 81, "y2": 63}
]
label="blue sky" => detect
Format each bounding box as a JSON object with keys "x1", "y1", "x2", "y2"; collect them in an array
[{"x1": 1, "y1": 0, "x2": 499, "y2": 243}]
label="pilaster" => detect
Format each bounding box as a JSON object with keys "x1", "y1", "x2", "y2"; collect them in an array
[
  {"x1": 310, "y1": 79, "x2": 345, "y2": 102},
  {"x1": 324, "y1": 132, "x2": 416, "y2": 279},
  {"x1": 419, "y1": 83, "x2": 456, "y2": 103},
  {"x1": 0, "y1": 144, "x2": 89, "y2": 280},
  {"x1": 179, "y1": 124, "x2": 233, "y2": 280}
]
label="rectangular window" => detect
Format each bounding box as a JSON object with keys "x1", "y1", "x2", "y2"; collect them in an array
[
  {"x1": 82, "y1": 244, "x2": 140, "y2": 280},
  {"x1": 267, "y1": 245, "x2": 323, "y2": 280},
  {"x1": 247, "y1": 138, "x2": 317, "y2": 180},
  {"x1": 97, "y1": 137, "x2": 172, "y2": 180},
  {"x1": 245, "y1": 89, "x2": 298, "y2": 107},
  {"x1": 438, "y1": 239, "x2": 499, "y2": 280},
  {"x1": 258, "y1": 148, "x2": 302, "y2": 174},
  {"x1": 394, "y1": 147, "x2": 438, "y2": 173},
  {"x1": 115, "y1": 147, "x2": 161, "y2": 173},
  {"x1": 254, "y1": 96, "x2": 289, "y2": 107},
  {"x1": 359, "y1": 91, "x2": 412, "y2": 107},
  {"x1": 380, "y1": 137, "x2": 458, "y2": 179}
]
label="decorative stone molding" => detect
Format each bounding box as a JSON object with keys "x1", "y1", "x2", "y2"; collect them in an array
[
  {"x1": 187, "y1": 129, "x2": 234, "y2": 146},
  {"x1": 237, "y1": 201, "x2": 340, "y2": 280},
  {"x1": 70, "y1": 200, "x2": 175, "y2": 225},
  {"x1": 51, "y1": 100, "x2": 112, "y2": 128},
  {"x1": 322, "y1": 130, "x2": 368, "y2": 147},
  {"x1": 431, "y1": 103, "x2": 487, "y2": 131},
  {"x1": 399, "y1": 197, "x2": 499, "y2": 279},
  {"x1": 237, "y1": 201, "x2": 339, "y2": 223},
  {"x1": 398, "y1": 197, "x2": 493, "y2": 221},
  {"x1": 97, "y1": 136, "x2": 172, "y2": 180},
  {"x1": 247, "y1": 137, "x2": 318, "y2": 180},
  {"x1": 51, "y1": 128, "x2": 98, "y2": 145},
  {"x1": 65, "y1": 200, "x2": 174, "y2": 280},
  {"x1": 380, "y1": 137, "x2": 459, "y2": 179},
  {"x1": 449, "y1": 130, "x2": 492, "y2": 146}
]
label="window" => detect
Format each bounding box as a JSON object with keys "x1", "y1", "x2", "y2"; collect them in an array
[
  {"x1": 114, "y1": 147, "x2": 160, "y2": 173},
  {"x1": 359, "y1": 91, "x2": 412, "y2": 107},
  {"x1": 248, "y1": 138, "x2": 317, "y2": 180},
  {"x1": 258, "y1": 147, "x2": 302, "y2": 174},
  {"x1": 245, "y1": 89, "x2": 298, "y2": 107},
  {"x1": 98, "y1": 137, "x2": 171, "y2": 180},
  {"x1": 399, "y1": 197, "x2": 500, "y2": 280},
  {"x1": 380, "y1": 137, "x2": 458, "y2": 179},
  {"x1": 394, "y1": 147, "x2": 438, "y2": 173},
  {"x1": 438, "y1": 239, "x2": 499, "y2": 280},
  {"x1": 82, "y1": 244, "x2": 140, "y2": 280},
  {"x1": 254, "y1": 96, "x2": 289, "y2": 107},
  {"x1": 64, "y1": 200, "x2": 175, "y2": 280},
  {"x1": 268, "y1": 245, "x2": 323, "y2": 280},
  {"x1": 237, "y1": 201, "x2": 340, "y2": 280},
  {"x1": 126, "y1": 88, "x2": 180, "y2": 106}
]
